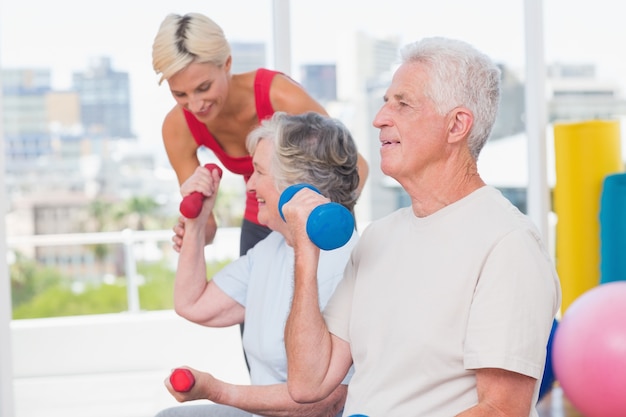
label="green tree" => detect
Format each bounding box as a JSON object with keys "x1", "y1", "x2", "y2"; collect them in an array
[
  {"x1": 82, "y1": 199, "x2": 117, "y2": 273},
  {"x1": 10, "y1": 251, "x2": 63, "y2": 308},
  {"x1": 115, "y1": 196, "x2": 162, "y2": 230},
  {"x1": 12, "y1": 284, "x2": 128, "y2": 319},
  {"x1": 84, "y1": 199, "x2": 116, "y2": 232},
  {"x1": 11, "y1": 258, "x2": 233, "y2": 319}
]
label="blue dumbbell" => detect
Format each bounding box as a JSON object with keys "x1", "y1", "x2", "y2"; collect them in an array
[{"x1": 278, "y1": 183, "x2": 354, "y2": 251}]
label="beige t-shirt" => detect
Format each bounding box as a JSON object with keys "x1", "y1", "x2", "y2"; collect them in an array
[{"x1": 324, "y1": 186, "x2": 561, "y2": 417}]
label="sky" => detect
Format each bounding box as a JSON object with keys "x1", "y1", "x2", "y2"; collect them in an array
[{"x1": 1, "y1": 0, "x2": 625, "y2": 151}]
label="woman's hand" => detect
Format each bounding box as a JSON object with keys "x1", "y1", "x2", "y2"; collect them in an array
[
  {"x1": 180, "y1": 165, "x2": 221, "y2": 215},
  {"x1": 173, "y1": 165, "x2": 222, "y2": 251}
]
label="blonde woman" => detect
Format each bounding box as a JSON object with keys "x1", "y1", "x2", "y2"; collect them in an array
[{"x1": 152, "y1": 12, "x2": 368, "y2": 255}]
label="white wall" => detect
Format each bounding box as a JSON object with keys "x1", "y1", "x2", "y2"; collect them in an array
[{"x1": 11, "y1": 311, "x2": 250, "y2": 417}]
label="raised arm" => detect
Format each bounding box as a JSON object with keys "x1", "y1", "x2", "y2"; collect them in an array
[
  {"x1": 173, "y1": 165, "x2": 244, "y2": 327},
  {"x1": 163, "y1": 106, "x2": 218, "y2": 246},
  {"x1": 166, "y1": 367, "x2": 347, "y2": 417},
  {"x1": 281, "y1": 189, "x2": 353, "y2": 403}
]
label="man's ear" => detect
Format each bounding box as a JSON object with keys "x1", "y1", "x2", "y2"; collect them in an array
[{"x1": 448, "y1": 107, "x2": 473, "y2": 144}]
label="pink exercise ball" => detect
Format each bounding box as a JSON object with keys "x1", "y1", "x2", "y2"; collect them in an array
[{"x1": 552, "y1": 281, "x2": 626, "y2": 417}]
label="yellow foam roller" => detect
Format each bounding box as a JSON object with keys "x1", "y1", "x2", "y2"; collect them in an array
[{"x1": 553, "y1": 120, "x2": 623, "y2": 312}]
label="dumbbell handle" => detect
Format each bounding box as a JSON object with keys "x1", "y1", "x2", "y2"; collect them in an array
[
  {"x1": 279, "y1": 183, "x2": 354, "y2": 251},
  {"x1": 170, "y1": 368, "x2": 195, "y2": 392},
  {"x1": 179, "y1": 163, "x2": 223, "y2": 218}
]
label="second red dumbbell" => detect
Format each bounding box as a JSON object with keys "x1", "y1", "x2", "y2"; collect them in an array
[{"x1": 170, "y1": 368, "x2": 195, "y2": 392}]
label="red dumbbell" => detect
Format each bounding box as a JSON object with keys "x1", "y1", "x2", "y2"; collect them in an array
[
  {"x1": 170, "y1": 368, "x2": 195, "y2": 392},
  {"x1": 179, "y1": 163, "x2": 223, "y2": 219}
]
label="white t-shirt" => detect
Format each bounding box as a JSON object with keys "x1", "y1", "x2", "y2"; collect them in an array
[
  {"x1": 214, "y1": 230, "x2": 358, "y2": 386},
  {"x1": 324, "y1": 186, "x2": 561, "y2": 417}
]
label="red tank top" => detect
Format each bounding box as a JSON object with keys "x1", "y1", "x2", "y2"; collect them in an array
[{"x1": 183, "y1": 68, "x2": 280, "y2": 224}]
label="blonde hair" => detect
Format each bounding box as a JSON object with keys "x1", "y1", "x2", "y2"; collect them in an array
[{"x1": 152, "y1": 13, "x2": 231, "y2": 85}]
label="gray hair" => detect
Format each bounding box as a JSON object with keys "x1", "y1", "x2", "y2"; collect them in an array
[
  {"x1": 400, "y1": 37, "x2": 501, "y2": 158},
  {"x1": 247, "y1": 112, "x2": 360, "y2": 213},
  {"x1": 152, "y1": 13, "x2": 231, "y2": 85}
]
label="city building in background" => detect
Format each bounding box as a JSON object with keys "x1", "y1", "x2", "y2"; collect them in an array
[
  {"x1": 330, "y1": 32, "x2": 401, "y2": 222},
  {"x1": 72, "y1": 57, "x2": 133, "y2": 138},
  {"x1": 300, "y1": 64, "x2": 337, "y2": 104},
  {"x1": 72, "y1": 57, "x2": 133, "y2": 140},
  {"x1": 230, "y1": 42, "x2": 267, "y2": 73},
  {"x1": 1, "y1": 68, "x2": 53, "y2": 173},
  {"x1": 548, "y1": 63, "x2": 626, "y2": 122},
  {"x1": 3, "y1": 37, "x2": 626, "y2": 282},
  {"x1": 491, "y1": 64, "x2": 526, "y2": 140},
  {"x1": 1, "y1": 58, "x2": 172, "y2": 283}
]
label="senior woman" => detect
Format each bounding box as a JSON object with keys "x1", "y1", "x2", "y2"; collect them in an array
[{"x1": 155, "y1": 111, "x2": 359, "y2": 417}]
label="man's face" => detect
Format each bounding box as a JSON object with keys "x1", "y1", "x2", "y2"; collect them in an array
[{"x1": 373, "y1": 62, "x2": 450, "y2": 185}]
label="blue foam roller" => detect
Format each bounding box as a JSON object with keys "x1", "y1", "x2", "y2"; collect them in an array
[
  {"x1": 599, "y1": 173, "x2": 626, "y2": 284},
  {"x1": 538, "y1": 318, "x2": 558, "y2": 402}
]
